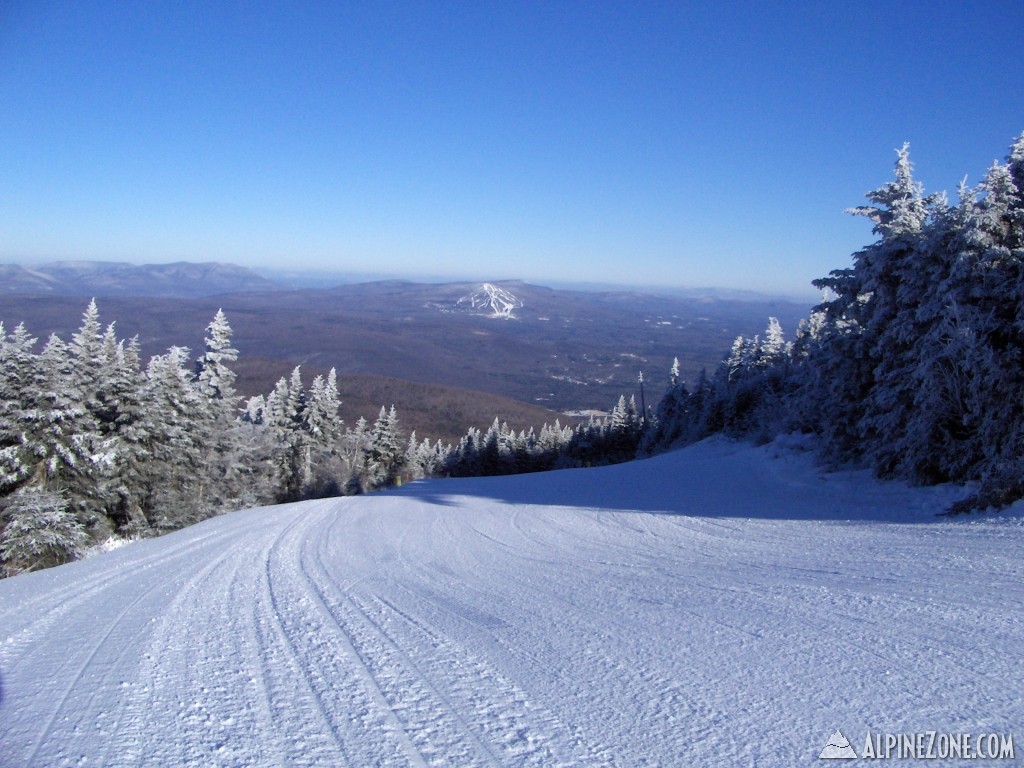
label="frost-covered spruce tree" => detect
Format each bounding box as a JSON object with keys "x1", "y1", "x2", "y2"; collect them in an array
[
  {"x1": 95, "y1": 334, "x2": 152, "y2": 532},
  {"x1": 194, "y1": 309, "x2": 238, "y2": 402},
  {"x1": 404, "y1": 432, "x2": 423, "y2": 480},
  {"x1": 810, "y1": 144, "x2": 937, "y2": 461},
  {"x1": 445, "y1": 426, "x2": 482, "y2": 477},
  {"x1": 192, "y1": 310, "x2": 253, "y2": 509},
  {"x1": 404, "y1": 431, "x2": 445, "y2": 481},
  {"x1": 365, "y1": 405, "x2": 404, "y2": 489},
  {"x1": 262, "y1": 367, "x2": 308, "y2": 501},
  {"x1": 683, "y1": 318, "x2": 794, "y2": 441},
  {"x1": 760, "y1": 317, "x2": 790, "y2": 363},
  {"x1": 640, "y1": 132, "x2": 1024, "y2": 508},
  {"x1": 748, "y1": 319, "x2": 793, "y2": 440},
  {"x1": 974, "y1": 134, "x2": 1024, "y2": 500},
  {"x1": 784, "y1": 308, "x2": 832, "y2": 434},
  {"x1": 1, "y1": 314, "x2": 136, "y2": 537},
  {"x1": 69, "y1": 300, "x2": 103, "y2": 383},
  {"x1": 68, "y1": 301, "x2": 112, "y2": 435},
  {"x1": 303, "y1": 369, "x2": 342, "y2": 450},
  {"x1": 854, "y1": 180, "x2": 971, "y2": 480},
  {"x1": 515, "y1": 426, "x2": 538, "y2": 472},
  {"x1": 337, "y1": 416, "x2": 371, "y2": 493},
  {"x1": 597, "y1": 395, "x2": 642, "y2": 461},
  {"x1": 0, "y1": 332, "x2": 114, "y2": 532},
  {"x1": 775, "y1": 134, "x2": 1022, "y2": 501},
  {"x1": 0, "y1": 487, "x2": 88, "y2": 576},
  {"x1": 0, "y1": 323, "x2": 41, "y2": 493},
  {"x1": 234, "y1": 395, "x2": 281, "y2": 507},
  {"x1": 937, "y1": 139, "x2": 1024, "y2": 502},
  {"x1": 477, "y1": 418, "x2": 509, "y2": 476},
  {"x1": 609, "y1": 395, "x2": 629, "y2": 433},
  {"x1": 299, "y1": 368, "x2": 343, "y2": 497},
  {"x1": 639, "y1": 359, "x2": 689, "y2": 455},
  {"x1": 538, "y1": 420, "x2": 572, "y2": 467},
  {"x1": 139, "y1": 347, "x2": 209, "y2": 529},
  {"x1": 684, "y1": 368, "x2": 719, "y2": 441},
  {"x1": 405, "y1": 434, "x2": 447, "y2": 480},
  {"x1": 242, "y1": 394, "x2": 266, "y2": 425},
  {"x1": 252, "y1": 365, "x2": 346, "y2": 500},
  {"x1": 847, "y1": 136, "x2": 1024, "y2": 491}
]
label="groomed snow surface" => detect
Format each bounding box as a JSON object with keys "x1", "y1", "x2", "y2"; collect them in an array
[{"x1": 1, "y1": 437, "x2": 1022, "y2": 767}]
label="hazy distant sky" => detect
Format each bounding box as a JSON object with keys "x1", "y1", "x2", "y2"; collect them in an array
[{"x1": 2, "y1": 2, "x2": 1022, "y2": 297}]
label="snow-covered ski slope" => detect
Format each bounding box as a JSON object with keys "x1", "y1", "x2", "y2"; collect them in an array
[{"x1": 1, "y1": 437, "x2": 1022, "y2": 767}]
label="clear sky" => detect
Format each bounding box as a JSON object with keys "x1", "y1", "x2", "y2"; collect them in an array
[{"x1": 1, "y1": 1, "x2": 1022, "y2": 298}]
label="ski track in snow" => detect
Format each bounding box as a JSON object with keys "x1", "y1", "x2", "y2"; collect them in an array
[{"x1": 1, "y1": 437, "x2": 1022, "y2": 766}]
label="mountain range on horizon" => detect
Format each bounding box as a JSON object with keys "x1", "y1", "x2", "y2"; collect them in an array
[
  {"x1": 0, "y1": 260, "x2": 280, "y2": 298},
  {"x1": 0, "y1": 259, "x2": 816, "y2": 303}
]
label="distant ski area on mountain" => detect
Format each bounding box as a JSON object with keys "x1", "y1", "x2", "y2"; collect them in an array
[{"x1": 0, "y1": 260, "x2": 811, "y2": 435}]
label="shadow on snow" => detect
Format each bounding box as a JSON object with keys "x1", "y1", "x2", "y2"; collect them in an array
[{"x1": 386, "y1": 438, "x2": 975, "y2": 524}]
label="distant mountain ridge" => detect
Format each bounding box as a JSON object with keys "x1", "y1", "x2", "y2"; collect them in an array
[
  {"x1": 0, "y1": 276, "x2": 812, "y2": 415},
  {"x1": 0, "y1": 260, "x2": 280, "y2": 298}
]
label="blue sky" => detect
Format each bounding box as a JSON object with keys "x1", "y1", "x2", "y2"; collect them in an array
[{"x1": 1, "y1": 1, "x2": 1022, "y2": 298}]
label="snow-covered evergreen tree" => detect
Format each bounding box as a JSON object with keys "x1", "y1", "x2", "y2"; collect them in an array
[
  {"x1": 192, "y1": 310, "x2": 258, "y2": 508},
  {"x1": 365, "y1": 405, "x2": 404, "y2": 489},
  {"x1": 261, "y1": 368, "x2": 308, "y2": 501},
  {"x1": 639, "y1": 359, "x2": 690, "y2": 455},
  {"x1": 760, "y1": 317, "x2": 789, "y2": 363},
  {"x1": 0, "y1": 323, "x2": 41, "y2": 493},
  {"x1": 810, "y1": 144, "x2": 938, "y2": 459},
  {"x1": 69, "y1": 300, "x2": 104, "y2": 400},
  {"x1": 0, "y1": 488, "x2": 88, "y2": 576},
  {"x1": 195, "y1": 309, "x2": 238, "y2": 402},
  {"x1": 338, "y1": 416, "x2": 371, "y2": 493},
  {"x1": 298, "y1": 369, "x2": 343, "y2": 497},
  {"x1": 242, "y1": 394, "x2": 267, "y2": 425},
  {"x1": 0, "y1": 331, "x2": 115, "y2": 530},
  {"x1": 95, "y1": 334, "x2": 152, "y2": 532},
  {"x1": 139, "y1": 347, "x2": 209, "y2": 528},
  {"x1": 303, "y1": 369, "x2": 342, "y2": 450}
]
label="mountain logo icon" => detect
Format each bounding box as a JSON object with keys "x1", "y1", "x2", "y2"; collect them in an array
[{"x1": 820, "y1": 729, "x2": 858, "y2": 759}]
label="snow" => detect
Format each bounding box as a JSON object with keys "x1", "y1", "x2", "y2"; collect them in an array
[
  {"x1": 458, "y1": 283, "x2": 522, "y2": 319},
  {"x1": 1, "y1": 437, "x2": 1022, "y2": 766}
]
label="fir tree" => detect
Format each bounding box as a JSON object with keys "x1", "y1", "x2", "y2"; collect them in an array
[
  {"x1": 0, "y1": 488, "x2": 88, "y2": 576},
  {"x1": 365, "y1": 405, "x2": 403, "y2": 488},
  {"x1": 194, "y1": 309, "x2": 238, "y2": 402},
  {"x1": 140, "y1": 347, "x2": 209, "y2": 528}
]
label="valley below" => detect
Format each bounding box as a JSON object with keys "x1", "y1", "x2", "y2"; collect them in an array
[{"x1": 0, "y1": 270, "x2": 810, "y2": 441}]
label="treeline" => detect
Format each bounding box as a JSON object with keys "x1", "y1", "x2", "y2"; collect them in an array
[
  {"x1": 0, "y1": 303, "x2": 267, "y2": 574},
  {"x1": 643, "y1": 131, "x2": 1024, "y2": 511},
  {"x1": 0, "y1": 302, "x2": 644, "y2": 575},
  {"x1": 426, "y1": 394, "x2": 644, "y2": 478}
]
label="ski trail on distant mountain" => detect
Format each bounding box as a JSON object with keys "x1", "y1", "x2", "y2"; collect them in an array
[{"x1": 458, "y1": 283, "x2": 523, "y2": 318}]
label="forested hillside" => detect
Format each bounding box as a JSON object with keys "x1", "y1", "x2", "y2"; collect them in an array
[
  {"x1": 644, "y1": 131, "x2": 1024, "y2": 511},
  {"x1": 0, "y1": 303, "x2": 639, "y2": 576}
]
